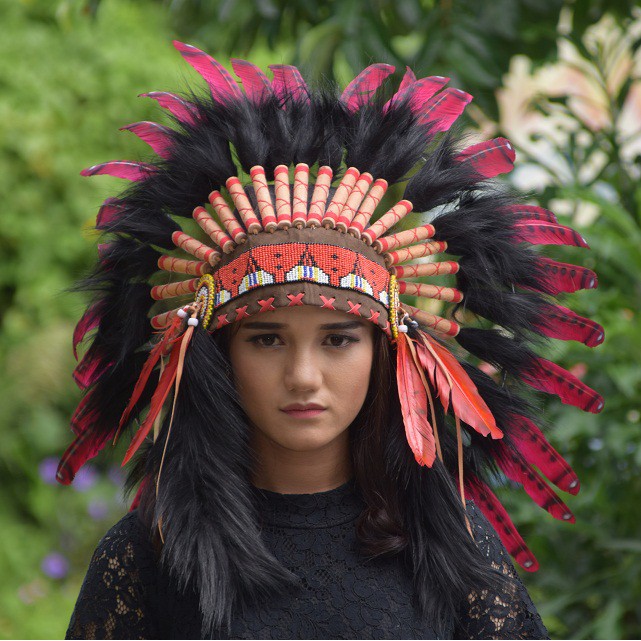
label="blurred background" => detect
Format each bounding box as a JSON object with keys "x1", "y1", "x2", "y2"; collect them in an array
[{"x1": 0, "y1": 0, "x2": 639, "y2": 638}]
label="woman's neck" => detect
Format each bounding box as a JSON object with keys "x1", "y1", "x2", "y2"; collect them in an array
[{"x1": 250, "y1": 429, "x2": 353, "y2": 494}]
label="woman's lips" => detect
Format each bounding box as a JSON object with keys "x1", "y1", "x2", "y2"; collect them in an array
[{"x1": 281, "y1": 406, "x2": 326, "y2": 419}]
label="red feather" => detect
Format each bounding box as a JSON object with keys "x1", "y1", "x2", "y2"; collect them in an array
[
  {"x1": 129, "y1": 476, "x2": 150, "y2": 512},
  {"x1": 121, "y1": 340, "x2": 181, "y2": 466},
  {"x1": 73, "y1": 302, "x2": 103, "y2": 360},
  {"x1": 269, "y1": 65, "x2": 310, "y2": 103},
  {"x1": 456, "y1": 137, "x2": 516, "y2": 178},
  {"x1": 384, "y1": 76, "x2": 449, "y2": 113},
  {"x1": 232, "y1": 59, "x2": 273, "y2": 104},
  {"x1": 418, "y1": 88, "x2": 472, "y2": 133},
  {"x1": 536, "y1": 304, "x2": 604, "y2": 347},
  {"x1": 70, "y1": 391, "x2": 95, "y2": 436},
  {"x1": 116, "y1": 314, "x2": 184, "y2": 439},
  {"x1": 535, "y1": 257, "x2": 598, "y2": 294},
  {"x1": 73, "y1": 348, "x2": 112, "y2": 391},
  {"x1": 139, "y1": 92, "x2": 198, "y2": 125},
  {"x1": 512, "y1": 221, "x2": 589, "y2": 248},
  {"x1": 510, "y1": 415, "x2": 579, "y2": 494},
  {"x1": 56, "y1": 426, "x2": 112, "y2": 485},
  {"x1": 494, "y1": 443, "x2": 574, "y2": 522},
  {"x1": 341, "y1": 63, "x2": 395, "y2": 113},
  {"x1": 96, "y1": 198, "x2": 124, "y2": 228},
  {"x1": 173, "y1": 41, "x2": 242, "y2": 103},
  {"x1": 120, "y1": 121, "x2": 174, "y2": 159},
  {"x1": 81, "y1": 161, "x2": 156, "y2": 181},
  {"x1": 416, "y1": 333, "x2": 502, "y2": 439},
  {"x1": 507, "y1": 204, "x2": 558, "y2": 224},
  {"x1": 465, "y1": 475, "x2": 539, "y2": 571},
  {"x1": 396, "y1": 333, "x2": 436, "y2": 467},
  {"x1": 524, "y1": 357, "x2": 604, "y2": 413},
  {"x1": 398, "y1": 67, "x2": 417, "y2": 92}
]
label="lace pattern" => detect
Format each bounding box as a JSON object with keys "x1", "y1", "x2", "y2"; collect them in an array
[{"x1": 66, "y1": 484, "x2": 548, "y2": 640}]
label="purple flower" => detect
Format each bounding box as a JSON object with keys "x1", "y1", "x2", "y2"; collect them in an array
[
  {"x1": 108, "y1": 465, "x2": 125, "y2": 488},
  {"x1": 38, "y1": 457, "x2": 59, "y2": 485},
  {"x1": 87, "y1": 499, "x2": 109, "y2": 521},
  {"x1": 73, "y1": 464, "x2": 98, "y2": 492},
  {"x1": 41, "y1": 553, "x2": 69, "y2": 580}
]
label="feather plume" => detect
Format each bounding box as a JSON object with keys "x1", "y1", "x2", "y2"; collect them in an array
[
  {"x1": 81, "y1": 161, "x2": 156, "y2": 181},
  {"x1": 269, "y1": 65, "x2": 309, "y2": 103},
  {"x1": 96, "y1": 198, "x2": 124, "y2": 228},
  {"x1": 73, "y1": 302, "x2": 104, "y2": 360},
  {"x1": 418, "y1": 88, "x2": 472, "y2": 133},
  {"x1": 56, "y1": 426, "x2": 113, "y2": 485},
  {"x1": 415, "y1": 332, "x2": 502, "y2": 439},
  {"x1": 507, "y1": 204, "x2": 558, "y2": 223},
  {"x1": 396, "y1": 333, "x2": 436, "y2": 466},
  {"x1": 465, "y1": 475, "x2": 539, "y2": 571},
  {"x1": 535, "y1": 257, "x2": 598, "y2": 294},
  {"x1": 513, "y1": 220, "x2": 589, "y2": 248},
  {"x1": 341, "y1": 63, "x2": 395, "y2": 113},
  {"x1": 231, "y1": 59, "x2": 273, "y2": 104},
  {"x1": 536, "y1": 304, "x2": 604, "y2": 347},
  {"x1": 139, "y1": 91, "x2": 198, "y2": 125},
  {"x1": 524, "y1": 357, "x2": 604, "y2": 413},
  {"x1": 120, "y1": 121, "x2": 174, "y2": 159},
  {"x1": 456, "y1": 137, "x2": 515, "y2": 178},
  {"x1": 385, "y1": 76, "x2": 449, "y2": 113},
  {"x1": 73, "y1": 349, "x2": 112, "y2": 391},
  {"x1": 510, "y1": 415, "x2": 579, "y2": 494},
  {"x1": 173, "y1": 41, "x2": 242, "y2": 103}
]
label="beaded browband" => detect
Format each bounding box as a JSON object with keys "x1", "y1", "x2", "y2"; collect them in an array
[{"x1": 150, "y1": 163, "x2": 460, "y2": 339}]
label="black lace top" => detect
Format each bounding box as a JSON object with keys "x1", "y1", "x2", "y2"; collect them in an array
[{"x1": 66, "y1": 482, "x2": 548, "y2": 639}]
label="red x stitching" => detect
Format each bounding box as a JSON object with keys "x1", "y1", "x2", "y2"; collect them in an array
[
  {"x1": 320, "y1": 295, "x2": 336, "y2": 310},
  {"x1": 347, "y1": 301, "x2": 362, "y2": 316},
  {"x1": 216, "y1": 314, "x2": 230, "y2": 329},
  {"x1": 235, "y1": 305, "x2": 250, "y2": 321},
  {"x1": 258, "y1": 298, "x2": 276, "y2": 312},
  {"x1": 368, "y1": 309, "x2": 380, "y2": 323},
  {"x1": 287, "y1": 292, "x2": 305, "y2": 306}
]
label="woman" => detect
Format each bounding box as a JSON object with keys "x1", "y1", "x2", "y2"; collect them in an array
[{"x1": 60, "y1": 41, "x2": 602, "y2": 639}]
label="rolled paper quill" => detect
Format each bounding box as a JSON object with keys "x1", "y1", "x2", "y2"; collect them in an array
[
  {"x1": 362, "y1": 200, "x2": 413, "y2": 245},
  {"x1": 374, "y1": 223, "x2": 436, "y2": 253},
  {"x1": 322, "y1": 167, "x2": 360, "y2": 229},
  {"x1": 274, "y1": 165, "x2": 292, "y2": 229},
  {"x1": 348, "y1": 178, "x2": 388, "y2": 238},
  {"x1": 208, "y1": 191, "x2": 248, "y2": 244},
  {"x1": 398, "y1": 280, "x2": 463, "y2": 303},
  {"x1": 226, "y1": 177, "x2": 262, "y2": 234},
  {"x1": 336, "y1": 173, "x2": 373, "y2": 232},
  {"x1": 404, "y1": 303, "x2": 460, "y2": 337},
  {"x1": 157, "y1": 256, "x2": 211, "y2": 276},
  {"x1": 391, "y1": 261, "x2": 459, "y2": 279},
  {"x1": 385, "y1": 241, "x2": 448, "y2": 266},
  {"x1": 307, "y1": 166, "x2": 333, "y2": 227},
  {"x1": 151, "y1": 308, "x2": 181, "y2": 330},
  {"x1": 192, "y1": 206, "x2": 235, "y2": 253},
  {"x1": 171, "y1": 231, "x2": 221, "y2": 266},
  {"x1": 151, "y1": 278, "x2": 199, "y2": 301},
  {"x1": 250, "y1": 166, "x2": 277, "y2": 232},
  {"x1": 292, "y1": 163, "x2": 309, "y2": 227}
]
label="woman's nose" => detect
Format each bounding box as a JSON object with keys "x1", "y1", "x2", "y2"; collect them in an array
[{"x1": 283, "y1": 347, "x2": 323, "y2": 393}]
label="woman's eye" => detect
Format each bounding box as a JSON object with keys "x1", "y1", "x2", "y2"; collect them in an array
[
  {"x1": 249, "y1": 334, "x2": 281, "y2": 347},
  {"x1": 325, "y1": 334, "x2": 357, "y2": 348}
]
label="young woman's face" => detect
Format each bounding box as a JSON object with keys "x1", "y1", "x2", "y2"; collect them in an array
[{"x1": 229, "y1": 305, "x2": 375, "y2": 454}]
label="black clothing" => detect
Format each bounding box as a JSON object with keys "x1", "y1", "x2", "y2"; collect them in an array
[{"x1": 66, "y1": 482, "x2": 548, "y2": 639}]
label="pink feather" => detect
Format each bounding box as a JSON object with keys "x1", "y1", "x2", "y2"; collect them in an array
[
  {"x1": 536, "y1": 304, "x2": 604, "y2": 347},
  {"x1": 465, "y1": 475, "x2": 539, "y2": 571},
  {"x1": 417, "y1": 88, "x2": 472, "y2": 133},
  {"x1": 341, "y1": 63, "x2": 395, "y2": 113},
  {"x1": 56, "y1": 426, "x2": 112, "y2": 485},
  {"x1": 398, "y1": 67, "x2": 417, "y2": 92},
  {"x1": 81, "y1": 161, "x2": 156, "y2": 181},
  {"x1": 512, "y1": 220, "x2": 589, "y2": 248},
  {"x1": 524, "y1": 357, "x2": 604, "y2": 413},
  {"x1": 73, "y1": 302, "x2": 103, "y2": 360},
  {"x1": 120, "y1": 121, "x2": 174, "y2": 159},
  {"x1": 495, "y1": 443, "x2": 574, "y2": 522},
  {"x1": 173, "y1": 41, "x2": 242, "y2": 103},
  {"x1": 231, "y1": 59, "x2": 273, "y2": 104},
  {"x1": 269, "y1": 65, "x2": 310, "y2": 103},
  {"x1": 456, "y1": 137, "x2": 516, "y2": 178},
  {"x1": 73, "y1": 350, "x2": 112, "y2": 391},
  {"x1": 384, "y1": 75, "x2": 449, "y2": 113},
  {"x1": 507, "y1": 204, "x2": 558, "y2": 224},
  {"x1": 139, "y1": 92, "x2": 198, "y2": 125},
  {"x1": 535, "y1": 257, "x2": 598, "y2": 294},
  {"x1": 510, "y1": 415, "x2": 580, "y2": 494},
  {"x1": 96, "y1": 198, "x2": 124, "y2": 228}
]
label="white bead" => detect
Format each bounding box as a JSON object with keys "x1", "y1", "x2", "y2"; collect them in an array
[
  {"x1": 177, "y1": 308, "x2": 188, "y2": 318},
  {"x1": 187, "y1": 317, "x2": 199, "y2": 327},
  {"x1": 398, "y1": 324, "x2": 408, "y2": 333}
]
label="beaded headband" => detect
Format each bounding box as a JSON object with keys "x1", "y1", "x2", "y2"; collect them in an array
[{"x1": 60, "y1": 40, "x2": 604, "y2": 571}]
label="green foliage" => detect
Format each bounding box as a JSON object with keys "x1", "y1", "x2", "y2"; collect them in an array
[{"x1": 1, "y1": 0, "x2": 639, "y2": 638}]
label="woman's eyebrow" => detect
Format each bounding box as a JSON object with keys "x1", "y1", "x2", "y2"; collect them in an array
[
  {"x1": 318, "y1": 321, "x2": 367, "y2": 330},
  {"x1": 241, "y1": 321, "x2": 286, "y2": 330}
]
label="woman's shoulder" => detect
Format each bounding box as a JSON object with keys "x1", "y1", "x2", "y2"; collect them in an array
[{"x1": 89, "y1": 510, "x2": 155, "y2": 567}]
